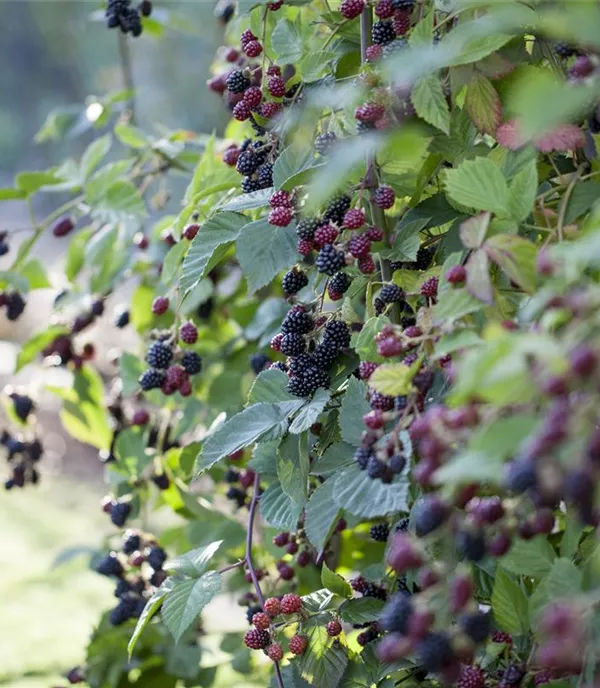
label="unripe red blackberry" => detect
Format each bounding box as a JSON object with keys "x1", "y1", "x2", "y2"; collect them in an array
[
  {"x1": 207, "y1": 74, "x2": 227, "y2": 94},
  {"x1": 240, "y1": 29, "x2": 257, "y2": 46},
  {"x1": 296, "y1": 549, "x2": 312, "y2": 567},
  {"x1": 359, "y1": 361, "x2": 378, "y2": 379},
  {"x1": 365, "y1": 226, "x2": 384, "y2": 242},
  {"x1": 131, "y1": 409, "x2": 150, "y2": 426},
  {"x1": 281, "y1": 593, "x2": 302, "y2": 614},
  {"x1": 355, "y1": 102, "x2": 385, "y2": 123},
  {"x1": 358, "y1": 255, "x2": 376, "y2": 274},
  {"x1": 377, "y1": 335, "x2": 403, "y2": 357},
  {"x1": 314, "y1": 223, "x2": 338, "y2": 248},
  {"x1": 457, "y1": 665, "x2": 485, "y2": 688},
  {"x1": 244, "y1": 627, "x2": 271, "y2": 650},
  {"x1": 267, "y1": 0, "x2": 283, "y2": 9},
  {"x1": 375, "y1": 0, "x2": 394, "y2": 18},
  {"x1": 446, "y1": 265, "x2": 466, "y2": 284},
  {"x1": 343, "y1": 208, "x2": 366, "y2": 228},
  {"x1": 233, "y1": 100, "x2": 252, "y2": 121},
  {"x1": 152, "y1": 296, "x2": 169, "y2": 315},
  {"x1": 269, "y1": 206, "x2": 293, "y2": 227},
  {"x1": 260, "y1": 102, "x2": 282, "y2": 118},
  {"x1": 392, "y1": 10, "x2": 411, "y2": 35},
  {"x1": 268, "y1": 76, "x2": 286, "y2": 98},
  {"x1": 289, "y1": 634, "x2": 308, "y2": 655},
  {"x1": 252, "y1": 612, "x2": 271, "y2": 629},
  {"x1": 241, "y1": 87, "x2": 262, "y2": 109},
  {"x1": 270, "y1": 190, "x2": 292, "y2": 208},
  {"x1": 449, "y1": 574, "x2": 473, "y2": 613},
  {"x1": 286, "y1": 540, "x2": 299, "y2": 555},
  {"x1": 568, "y1": 55, "x2": 595, "y2": 79},
  {"x1": 279, "y1": 563, "x2": 295, "y2": 580},
  {"x1": 266, "y1": 643, "x2": 284, "y2": 661},
  {"x1": 264, "y1": 597, "x2": 281, "y2": 617},
  {"x1": 53, "y1": 217, "x2": 75, "y2": 237},
  {"x1": 244, "y1": 40, "x2": 263, "y2": 57},
  {"x1": 183, "y1": 223, "x2": 200, "y2": 241},
  {"x1": 179, "y1": 321, "x2": 198, "y2": 344},
  {"x1": 374, "y1": 185, "x2": 396, "y2": 209},
  {"x1": 340, "y1": 0, "x2": 365, "y2": 18},
  {"x1": 273, "y1": 531, "x2": 289, "y2": 547},
  {"x1": 387, "y1": 533, "x2": 424, "y2": 572},
  {"x1": 366, "y1": 45, "x2": 383, "y2": 61},
  {"x1": 420, "y1": 276, "x2": 438, "y2": 298},
  {"x1": 222, "y1": 145, "x2": 239, "y2": 166},
  {"x1": 570, "y1": 344, "x2": 597, "y2": 377},
  {"x1": 327, "y1": 619, "x2": 342, "y2": 637},
  {"x1": 348, "y1": 234, "x2": 371, "y2": 258}
]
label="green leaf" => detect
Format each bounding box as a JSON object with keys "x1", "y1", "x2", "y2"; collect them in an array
[
  {"x1": 305, "y1": 479, "x2": 343, "y2": 552},
  {"x1": 435, "y1": 330, "x2": 482, "y2": 358},
  {"x1": 433, "y1": 286, "x2": 483, "y2": 322},
  {"x1": 459, "y1": 213, "x2": 490, "y2": 249},
  {"x1": 260, "y1": 483, "x2": 303, "y2": 530},
  {"x1": 500, "y1": 536, "x2": 556, "y2": 579},
  {"x1": 411, "y1": 74, "x2": 450, "y2": 135},
  {"x1": 297, "y1": 624, "x2": 348, "y2": 688},
  {"x1": 333, "y1": 466, "x2": 409, "y2": 518},
  {"x1": 15, "y1": 171, "x2": 64, "y2": 194},
  {"x1": 508, "y1": 159, "x2": 537, "y2": 223},
  {"x1": 80, "y1": 134, "x2": 112, "y2": 180},
  {"x1": 351, "y1": 316, "x2": 392, "y2": 364},
  {"x1": 248, "y1": 369, "x2": 299, "y2": 405},
  {"x1": 114, "y1": 122, "x2": 149, "y2": 149},
  {"x1": 491, "y1": 568, "x2": 529, "y2": 636},
  {"x1": 290, "y1": 388, "x2": 330, "y2": 434},
  {"x1": 85, "y1": 160, "x2": 134, "y2": 205},
  {"x1": 273, "y1": 145, "x2": 322, "y2": 191},
  {"x1": 128, "y1": 578, "x2": 176, "y2": 657},
  {"x1": 236, "y1": 219, "x2": 297, "y2": 294},
  {"x1": 161, "y1": 241, "x2": 188, "y2": 287},
  {"x1": 0, "y1": 187, "x2": 27, "y2": 201},
  {"x1": 339, "y1": 377, "x2": 370, "y2": 447},
  {"x1": 544, "y1": 557, "x2": 582, "y2": 600},
  {"x1": 466, "y1": 248, "x2": 494, "y2": 304},
  {"x1": 218, "y1": 188, "x2": 273, "y2": 212},
  {"x1": 65, "y1": 227, "x2": 93, "y2": 282},
  {"x1": 564, "y1": 181, "x2": 600, "y2": 225},
  {"x1": 311, "y1": 442, "x2": 355, "y2": 476},
  {"x1": 321, "y1": 563, "x2": 352, "y2": 598},
  {"x1": 196, "y1": 402, "x2": 294, "y2": 473},
  {"x1": 369, "y1": 362, "x2": 417, "y2": 397},
  {"x1": 167, "y1": 541, "x2": 223, "y2": 578},
  {"x1": 162, "y1": 571, "x2": 221, "y2": 643},
  {"x1": 339, "y1": 597, "x2": 385, "y2": 625},
  {"x1": 120, "y1": 351, "x2": 145, "y2": 397},
  {"x1": 16, "y1": 326, "x2": 68, "y2": 372},
  {"x1": 271, "y1": 18, "x2": 304, "y2": 63},
  {"x1": 434, "y1": 450, "x2": 504, "y2": 486},
  {"x1": 181, "y1": 212, "x2": 246, "y2": 294},
  {"x1": 277, "y1": 433, "x2": 309, "y2": 506},
  {"x1": 485, "y1": 234, "x2": 537, "y2": 293},
  {"x1": 21, "y1": 259, "x2": 51, "y2": 290},
  {"x1": 465, "y1": 74, "x2": 501, "y2": 135},
  {"x1": 445, "y1": 157, "x2": 511, "y2": 217},
  {"x1": 92, "y1": 180, "x2": 146, "y2": 222},
  {"x1": 114, "y1": 427, "x2": 152, "y2": 478}
]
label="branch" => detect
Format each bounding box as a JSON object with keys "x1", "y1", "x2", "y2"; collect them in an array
[
  {"x1": 118, "y1": 33, "x2": 136, "y2": 123},
  {"x1": 245, "y1": 472, "x2": 285, "y2": 688}
]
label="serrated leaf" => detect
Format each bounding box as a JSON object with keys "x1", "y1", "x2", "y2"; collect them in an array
[
  {"x1": 311, "y1": 442, "x2": 355, "y2": 477},
  {"x1": 290, "y1": 388, "x2": 330, "y2": 434},
  {"x1": 564, "y1": 181, "x2": 600, "y2": 225},
  {"x1": 166, "y1": 541, "x2": 223, "y2": 578},
  {"x1": 465, "y1": 74, "x2": 501, "y2": 135},
  {"x1": 485, "y1": 234, "x2": 537, "y2": 293},
  {"x1": 339, "y1": 598, "x2": 385, "y2": 625},
  {"x1": 321, "y1": 563, "x2": 352, "y2": 598},
  {"x1": 445, "y1": 157, "x2": 510, "y2": 217},
  {"x1": 389, "y1": 217, "x2": 426, "y2": 261},
  {"x1": 15, "y1": 171, "x2": 64, "y2": 194},
  {"x1": 260, "y1": 483, "x2": 303, "y2": 530},
  {"x1": 271, "y1": 18, "x2": 304, "y2": 63},
  {"x1": 0, "y1": 187, "x2": 27, "y2": 200},
  {"x1": 491, "y1": 568, "x2": 529, "y2": 636},
  {"x1": 92, "y1": 180, "x2": 146, "y2": 222},
  {"x1": 333, "y1": 467, "x2": 409, "y2": 518},
  {"x1": 218, "y1": 188, "x2": 273, "y2": 212},
  {"x1": 544, "y1": 557, "x2": 582, "y2": 600},
  {"x1": 507, "y1": 159, "x2": 537, "y2": 223},
  {"x1": 16, "y1": 325, "x2": 68, "y2": 372},
  {"x1": 114, "y1": 122, "x2": 149, "y2": 149},
  {"x1": 236, "y1": 219, "x2": 297, "y2": 294},
  {"x1": 248, "y1": 368, "x2": 299, "y2": 405},
  {"x1": 459, "y1": 212, "x2": 490, "y2": 249},
  {"x1": 466, "y1": 249, "x2": 493, "y2": 304},
  {"x1": 411, "y1": 73, "x2": 450, "y2": 135},
  {"x1": 500, "y1": 536, "x2": 555, "y2": 579},
  {"x1": 181, "y1": 212, "x2": 246, "y2": 294},
  {"x1": 297, "y1": 624, "x2": 348, "y2": 688},
  {"x1": 80, "y1": 134, "x2": 112, "y2": 180},
  {"x1": 433, "y1": 287, "x2": 483, "y2": 322},
  {"x1": 161, "y1": 241, "x2": 188, "y2": 287},
  {"x1": 162, "y1": 571, "x2": 221, "y2": 643},
  {"x1": 351, "y1": 315, "x2": 391, "y2": 364},
  {"x1": 273, "y1": 145, "x2": 323, "y2": 192},
  {"x1": 120, "y1": 351, "x2": 145, "y2": 397},
  {"x1": 369, "y1": 363, "x2": 415, "y2": 397},
  {"x1": 128, "y1": 578, "x2": 176, "y2": 657},
  {"x1": 305, "y1": 479, "x2": 342, "y2": 551},
  {"x1": 196, "y1": 403, "x2": 294, "y2": 473},
  {"x1": 278, "y1": 433, "x2": 309, "y2": 506},
  {"x1": 339, "y1": 377, "x2": 370, "y2": 447}
]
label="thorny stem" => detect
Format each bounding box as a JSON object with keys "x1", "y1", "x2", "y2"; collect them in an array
[{"x1": 245, "y1": 472, "x2": 285, "y2": 688}]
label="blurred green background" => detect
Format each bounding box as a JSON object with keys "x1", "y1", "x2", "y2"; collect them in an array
[{"x1": 0, "y1": 4, "x2": 228, "y2": 685}]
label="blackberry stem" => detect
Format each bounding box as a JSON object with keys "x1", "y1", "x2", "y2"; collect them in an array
[
  {"x1": 359, "y1": 8, "x2": 400, "y2": 325},
  {"x1": 118, "y1": 33, "x2": 137, "y2": 122}
]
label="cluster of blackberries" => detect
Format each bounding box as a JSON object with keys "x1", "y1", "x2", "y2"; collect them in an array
[
  {"x1": 0, "y1": 291, "x2": 26, "y2": 321},
  {"x1": 354, "y1": 410, "x2": 409, "y2": 483},
  {"x1": 2, "y1": 431, "x2": 43, "y2": 490},
  {"x1": 139, "y1": 331, "x2": 202, "y2": 396},
  {"x1": 243, "y1": 594, "x2": 307, "y2": 660},
  {"x1": 272, "y1": 529, "x2": 314, "y2": 569},
  {"x1": 106, "y1": 0, "x2": 151, "y2": 37},
  {"x1": 224, "y1": 466, "x2": 257, "y2": 508},
  {"x1": 102, "y1": 496, "x2": 132, "y2": 527},
  {"x1": 351, "y1": 575, "x2": 388, "y2": 602},
  {"x1": 95, "y1": 530, "x2": 167, "y2": 626}
]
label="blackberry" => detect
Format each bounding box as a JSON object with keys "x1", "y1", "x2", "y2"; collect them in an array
[
  {"x1": 417, "y1": 632, "x2": 453, "y2": 672},
  {"x1": 372, "y1": 20, "x2": 396, "y2": 45},
  {"x1": 257, "y1": 163, "x2": 273, "y2": 188},
  {"x1": 270, "y1": 361, "x2": 287, "y2": 372},
  {"x1": 246, "y1": 603, "x2": 263, "y2": 624},
  {"x1": 237, "y1": 150, "x2": 261, "y2": 176},
  {"x1": 146, "y1": 341, "x2": 173, "y2": 369},
  {"x1": 315, "y1": 132, "x2": 337, "y2": 155},
  {"x1": 109, "y1": 595, "x2": 139, "y2": 625},
  {"x1": 501, "y1": 665, "x2": 525, "y2": 687},
  {"x1": 389, "y1": 453, "x2": 406, "y2": 474},
  {"x1": 181, "y1": 351, "x2": 202, "y2": 375},
  {"x1": 312, "y1": 342, "x2": 338, "y2": 369},
  {"x1": 397, "y1": 576, "x2": 412, "y2": 597},
  {"x1": 225, "y1": 468, "x2": 240, "y2": 483},
  {"x1": 288, "y1": 354, "x2": 314, "y2": 375},
  {"x1": 323, "y1": 194, "x2": 351, "y2": 224},
  {"x1": 282, "y1": 268, "x2": 309, "y2": 295},
  {"x1": 139, "y1": 369, "x2": 166, "y2": 391},
  {"x1": 122, "y1": 532, "x2": 141, "y2": 554},
  {"x1": 241, "y1": 176, "x2": 261, "y2": 193},
  {"x1": 401, "y1": 315, "x2": 416, "y2": 328},
  {"x1": 554, "y1": 42, "x2": 576, "y2": 59},
  {"x1": 380, "y1": 284, "x2": 404, "y2": 304},
  {"x1": 250, "y1": 353, "x2": 270, "y2": 374},
  {"x1": 316, "y1": 244, "x2": 345, "y2": 275},
  {"x1": 375, "y1": 185, "x2": 396, "y2": 209},
  {"x1": 147, "y1": 545, "x2": 167, "y2": 570},
  {"x1": 505, "y1": 458, "x2": 537, "y2": 493},
  {"x1": 96, "y1": 552, "x2": 123, "y2": 578},
  {"x1": 456, "y1": 529, "x2": 486, "y2": 562},
  {"x1": 6, "y1": 292, "x2": 26, "y2": 321},
  {"x1": 114, "y1": 579, "x2": 131, "y2": 598},
  {"x1": 369, "y1": 390, "x2": 395, "y2": 410},
  {"x1": 367, "y1": 456, "x2": 386, "y2": 480},
  {"x1": 110, "y1": 501, "x2": 131, "y2": 527},
  {"x1": 459, "y1": 611, "x2": 491, "y2": 643},
  {"x1": 394, "y1": 517, "x2": 409, "y2": 532},
  {"x1": 382, "y1": 37, "x2": 408, "y2": 57},
  {"x1": 329, "y1": 271, "x2": 351, "y2": 295},
  {"x1": 392, "y1": 0, "x2": 414, "y2": 8},
  {"x1": 323, "y1": 320, "x2": 351, "y2": 348},
  {"x1": 226, "y1": 486, "x2": 247, "y2": 507},
  {"x1": 120, "y1": 7, "x2": 142, "y2": 36},
  {"x1": 374, "y1": 297, "x2": 386, "y2": 315},
  {"x1": 370, "y1": 523, "x2": 390, "y2": 541},
  {"x1": 282, "y1": 310, "x2": 313, "y2": 335},
  {"x1": 412, "y1": 246, "x2": 433, "y2": 270},
  {"x1": 288, "y1": 367, "x2": 330, "y2": 397},
  {"x1": 413, "y1": 496, "x2": 449, "y2": 537},
  {"x1": 363, "y1": 582, "x2": 387, "y2": 600},
  {"x1": 280, "y1": 333, "x2": 306, "y2": 356},
  {"x1": 296, "y1": 218, "x2": 320, "y2": 240},
  {"x1": 12, "y1": 395, "x2": 34, "y2": 422},
  {"x1": 379, "y1": 592, "x2": 413, "y2": 633},
  {"x1": 354, "y1": 446, "x2": 373, "y2": 470},
  {"x1": 226, "y1": 70, "x2": 251, "y2": 93}
]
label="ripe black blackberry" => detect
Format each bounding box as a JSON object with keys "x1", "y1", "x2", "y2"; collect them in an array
[
  {"x1": 225, "y1": 468, "x2": 240, "y2": 483},
  {"x1": 241, "y1": 176, "x2": 261, "y2": 193},
  {"x1": 96, "y1": 553, "x2": 123, "y2": 577},
  {"x1": 354, "y1": 446, "x2": 373, "y2": 470},
  {"x1": 329, "y1": 271, "x2": 351, "y2": 295},
  {"x1": 370, "y1": 523, "x2": 390, "y2": 542},
  {"x1": 389, "y1": 454, "x2": 406, "y2": 474},
  {"x1": 372, "y1": 20, "x2": 396, "y2": 45},
  {"x1": 500, "y1": 665, "x2": 525, "y2": 687},
  {"x1": 316, "y1": 244, "x2": 345, "y2": 275},
  {"x1": 382, "y1": 38, "x2": 408, "y2": 57},
  {"x1": 6, "y1": 292, "x2": 26, "y2": 321},
  {"x1": 367, "y1": 456, "x2": 386, "y2": 480},
  {"x1": 394, "y1": 517, "x2": 409, "y2": 533},
  {"x1": 413, "y1": 497, "x2": 449, "y2": 537},
  {"x1": 250, "y1": 353, "x2": 270, "y2": 374},
  {"x1": 109, "y1": 595, "x2": 139, "y2": 625},
  {"x1": 139, "y1": 369, "x2": 166, "y2": 391},
  {"x1": 226, "y1": 486, "x2": 247, "y2": 507},
  {"x1": 114, "y1": 579, "x2": 132, "y2": 598},
  {"x1": 110, "y1": 501, "x2": 131, "y2": 527},
  {"x1": 12, "y1": 395, "x2": 34, "y2": 422},
  {"x1": 323, "y1": 194, "x2": 351, "y2": 224},
  {"x1": 122, "y1": 532, "x2": 141, "y2": 555},
  {"x1": 147, "y1": 545, "x2": 167, "y2": 570},
  {"x1": 146, "y1": 341, "x2": 173, "y2": 369},
  {"x1": 296, "y1": 217, "x2": 320, "y2": 240},
  {"x1": 323, "y1": 320, "x2": 351, "y2": 348},
  {"x1": 282, "y1": 268, "x2": 309, "y2": 295},
  {"x1": 392, "y1": 0, "x2": 414, "y2": 7},
  {"x1": 456, "y1": 528, "x2": 486, "y2": 562},
  {"x1": 363, "y1": 582, "x2": 387, "y2": 600},
  {"x1": 115, "y1": 309, "x2": 130, "y2": 328},
  {"x1": 120, "y1": 7, "x2": 142, "y2": 35},
  {"x1": 506, "y1": 458, "x2": 537, "y2": 493},
  {"x1": 417, "y1": 632, "x2": 453, "y2": 672},
  {"x1": 380, "y1": 284, "x2": 404, "y2": 304},
  {"x1": 287, "y1": 354, "x2": 314, "y2": 375},
  {"x1": 380, "y1": 592, "x2": 413, "y2": 633},
  {"x1": 374, "y1": 297, "x2": 386, "y2": 316},
  {"x1": 226, "y1": 70, "x2": 251, "y2": 93},
  {"x1": 182, "y1": 351, "x2": 202, "y2": 375},
  {"x1": 280, "y1": 333, "x2": 307, "y2": 356},
  {"x1": 246, "y1": 604, "x2": 263, "y2": 624},
  {"x1": 397, "y1": 576, "x2": 412, "y2": 597},
  {"x1": 554, "y1": 42, "x2": 576, "y2": 59},
  {"x1": 315, "y1": 132, "x2": 337, "y2": 155},
  {"x1": 288, "y1": 367, "x2": 330, "y2": 397},
  {"x1": 237, "y1": 150, "x2": 261, "y2": 175},
  {"x1": 281, "y1": 309, "x2": 313, "y2": 335},
  {"x1": 459, "y1": 611, "x2": 491, "y2": 643},
  {"x1": 257, "y1": 163, "x2": 273, "y2": 188},
  {"x1": 312, "y1": 342, "x2": 338, "y2": 369}
]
